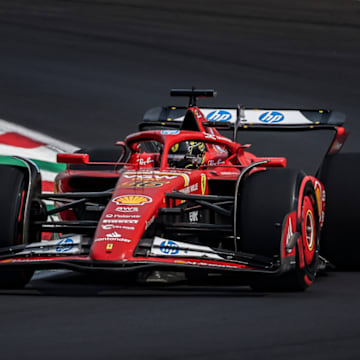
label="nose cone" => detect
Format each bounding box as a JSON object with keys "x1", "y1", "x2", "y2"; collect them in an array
[
  {"x1": 90, "y1": 192, "x2": 167, "y2": 261},
  {"x1": 89, "y1": 171, "x2": 187, "y2": 261}
]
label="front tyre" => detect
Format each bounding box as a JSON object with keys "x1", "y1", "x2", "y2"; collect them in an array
[
  {"x1": 0, "y1": 165, "x2": 34, "y2": 288},
  {"x1": 237, "y1": 169, "x2": 319, "y2": 291}
]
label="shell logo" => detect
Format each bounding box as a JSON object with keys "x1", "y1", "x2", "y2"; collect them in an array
[{"x1": 112, "y1": 195, "x2": 152, "y2": 206}]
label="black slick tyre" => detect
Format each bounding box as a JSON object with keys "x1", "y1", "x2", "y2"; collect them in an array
[
  {"x1": 237, "y1": 168, "x2": 318, "y2": 291},
  {"x1": 0, "y1": 165, "x2": 34, "y2": 288},
  {"x1": 319, "y1": 153, "x2": 360, "y2": 268}
]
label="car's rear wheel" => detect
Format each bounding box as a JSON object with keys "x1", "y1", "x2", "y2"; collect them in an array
[
  {"x1": 319, "y1": 153, "x2": 360, "y2": 268},
  {"x1": 237, "y1": 169, "x2": 319, "y2": 291},
  {"x1": 0, "y1": 165, "x2": 34, "y2": 288}
]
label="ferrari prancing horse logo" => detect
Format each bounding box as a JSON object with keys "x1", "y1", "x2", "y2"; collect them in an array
[{"x1": 201, "y1": 174, "x2": 206, "y2": 195}]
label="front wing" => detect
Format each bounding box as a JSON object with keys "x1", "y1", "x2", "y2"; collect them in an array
[{"x1": 0, "y1": 235, "x2": 295, "y2": 275}]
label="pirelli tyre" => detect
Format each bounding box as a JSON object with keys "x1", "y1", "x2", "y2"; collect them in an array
[
  {"x1": 237, "y1": 168, "x2": 319, "y2": 291},
  {"x1": 319, "y1": 153, "x2": 360, "y2": 268},
  {"x1": 0, "y1": 165, "x2": 34, "y2": 288}
]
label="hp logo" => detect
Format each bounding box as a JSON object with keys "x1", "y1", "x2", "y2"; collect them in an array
[
  {"x1": 56, "y1": 238, "x2": 74, "y2": 252},
  {"x1": 160, "y1": 240, "x2": 179, "y2": 255},
  {"x1": 207, "y1": 110, "x2": 232, "y2": 122},
  {"x1": 259, "y1": 111, "x2": 285, "y2": 124}
]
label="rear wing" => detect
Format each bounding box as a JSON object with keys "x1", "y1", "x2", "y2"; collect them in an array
[
  {"x1": 141, "y1": 106, "x2": 348, "y2": 155},
  {"x1": 142, "y1": 106, "x2": 345, "y2": 127}
]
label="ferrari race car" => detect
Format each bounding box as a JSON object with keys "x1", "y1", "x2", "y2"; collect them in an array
[{"x1": 0, "y1": 88, "x2": 358, "y2": 291}]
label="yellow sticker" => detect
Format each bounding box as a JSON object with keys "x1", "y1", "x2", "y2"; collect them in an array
[
  {"x1": 106, "y1": 243, "x2": 113, "y2": 250},
  {"x1": 171, "y1": 143, "x2": 179, "y2": 153},
  {"x1": 315, "y1": 187, "x2": 322, "y2": 217},
  {"x1": 112, "y1": 195, "x2": 152, "y2": 205},
  {"x1": 201, "y1": 174, "x2": 206, "y2": 195}
]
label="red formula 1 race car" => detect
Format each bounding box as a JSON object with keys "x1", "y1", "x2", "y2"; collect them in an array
[{"x1": 0, "y1": 89, "x2": 357, "y2": 291}]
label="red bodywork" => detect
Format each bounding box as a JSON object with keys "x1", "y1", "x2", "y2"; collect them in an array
[{"x1": 0, "y1": 106, "x2": 332, "y2": 276}]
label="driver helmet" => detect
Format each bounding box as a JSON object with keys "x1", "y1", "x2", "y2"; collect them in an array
[{"x1": 169, "y1": 141, "x2": 205, "y2": 169}]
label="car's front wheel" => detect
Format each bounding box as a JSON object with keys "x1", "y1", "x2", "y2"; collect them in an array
[
  {"x1": 237, "y1": 168, "x2": 319, "y2": 291},
  {"x1": 0, "y1": 165, "x2": 34, "y2": 288}
]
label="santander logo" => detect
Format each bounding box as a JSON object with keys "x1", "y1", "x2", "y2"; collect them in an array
[{"x1": 106, "y1": 232, "x2": 122, "y2": 238}]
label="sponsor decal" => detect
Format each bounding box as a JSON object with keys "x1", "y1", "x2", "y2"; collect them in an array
[
  {"x1": 56, "y1": 238, "x2": 74, "y2": 253},
  {"x1": 106, "y1": 231, "x2": 122, "y2": 238},
  {"x1": 161, "y1": 130, "x2": 180, "y2": 135},
  {"x1": 106, "y1": 244, "x2": 113, "y2": 250},
  {"x1": 137, "y1": 157, "x2": 154, "y2": 166},
  {"x1": 189, "y1": 210, "x2": 198, "y2": 223},
  {"x1": 207, "y1": 159, "x2": 225, "y2": 166},
  {"x1": 180, "y1": 183, "x2": 199, "y2": 194},
  {"x1": 115, "y1": 206, "x2": 139, "y2": 212},
  {"x1": 103, "y1": 219, "x2": 138, "y2": 224},
  {"x1": 124, "y1": 172, "x2": 189, "y2": 187},
  {"x1": 153, "y1": 238, "x2": 224, "y2": 260},
  {"x1": 112, "y1": 195, "x2": 152, "y2": 206},
  {"x1": 160, "y1": 240, "x2": 179, "y2": 255},
  {"x1": 96, "y1": 238, "x2": 131, "y2": 243},
  {"x1": 201, "y1": 174, "x2": 206, "y2": 195},
  {"x1": 259, "y1": 111, "x2": 285, "y2": 124},
  {"x1": 101, "y1": 224, "x2": 135, "y2": 230},
  {"x1": 314, "y1": 181, "x2": 323, "y2": 218},
  {"x1": 106, "y1": 214, "x2": 140, "y2": 219},
  {"x1": 102, "y1": 224, "x2": 119, "y2": 230},
  {"x1": 123, "y1": 174, "x2": 177, "y2": 180},
  {"x1": 206, "y1": 110, "x2": 232, "y2": 122},
  {"x1": 120, "y1": 180, "x2": 169, "y2": 188},
  {"x1": 121, "y1": 226, "x2": 135, "y2": 230}
]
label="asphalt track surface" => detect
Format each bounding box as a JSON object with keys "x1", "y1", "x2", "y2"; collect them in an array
[{"x1": 0, "y1": 1, "x2": 360, "y2": 359}]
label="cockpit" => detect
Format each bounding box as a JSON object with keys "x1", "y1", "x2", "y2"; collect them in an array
[{"x1": 125, "y1": 130, "x2": 236, "y2": 170}]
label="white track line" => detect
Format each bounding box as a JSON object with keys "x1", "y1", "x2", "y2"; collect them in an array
[{"x1": 0, "y1": 118, "x2": 79, "y2": 153}]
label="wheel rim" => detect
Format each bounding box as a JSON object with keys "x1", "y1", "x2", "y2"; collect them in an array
[
  {"x1": 305, "y1": 210, "x2": 315, "y2": 251},
  {"x1": 302, "y1": 196, "x2": 316, "y2": 265}
]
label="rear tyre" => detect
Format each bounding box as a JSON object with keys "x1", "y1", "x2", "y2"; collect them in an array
[
  {"x1": 0, "y1": 165, "x2": 34, "y2": 288},
  {"x1": 319, "y1": 153, "x2": 360, "y2": 268},
  {"x1": 237, "y1": 169, "x2": 318, "y2": 291}
]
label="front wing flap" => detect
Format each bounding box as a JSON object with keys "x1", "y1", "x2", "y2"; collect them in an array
[{"x1": 0, "y1": 236, "x2": 294, "y2": 275}]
